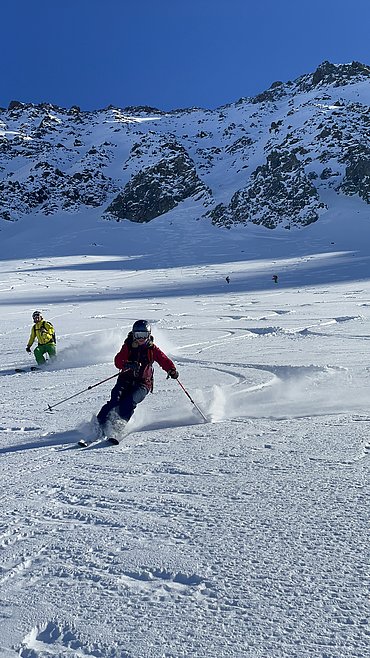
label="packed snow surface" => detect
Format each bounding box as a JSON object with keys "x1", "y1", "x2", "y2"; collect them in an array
[{"x1": 0, "y1": 201, "x2": 369, "y2": 657}]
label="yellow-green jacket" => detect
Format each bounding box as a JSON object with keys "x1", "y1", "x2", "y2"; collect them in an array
[{"x1": 27, "y1": 320, "x2": 55, "y2": 348}]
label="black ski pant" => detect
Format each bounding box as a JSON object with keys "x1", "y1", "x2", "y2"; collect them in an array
[{"x1": 97, "y1": 379, "x2": 148, "y2": 425}]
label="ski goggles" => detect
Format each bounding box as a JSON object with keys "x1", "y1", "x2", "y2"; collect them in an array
[{"x1": 134, "y1": 331, "x2": 149, "y2": 340}]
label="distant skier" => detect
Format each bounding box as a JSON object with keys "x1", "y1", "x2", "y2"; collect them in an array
[
  {"x1": 26, "y1": 311, "x2": 56, "y2": 366},
  {"x1": 272, "y1": 274, "x2": 278, "y2": 284},
  {"x1": 92, "y1": 320, "x2": 179, "y2": 443},
  {"x1": 225, "y1": 276, "x2": 230, "y2": 284}
]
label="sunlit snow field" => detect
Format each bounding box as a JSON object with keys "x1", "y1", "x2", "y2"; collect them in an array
[{"x1": 0, "y1": 203, "x2": 369, "y2": 657}]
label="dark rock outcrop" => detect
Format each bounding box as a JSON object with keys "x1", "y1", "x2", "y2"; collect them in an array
[
  {"x1": 207, "y1": 150, "x2": 324, "y2": 229},
  {"x1": 339, "y1": 145, "x2": 370, "y2": 203},
  {"x1": 105, "y1": 144, "x2": 212, "y2": 222}
]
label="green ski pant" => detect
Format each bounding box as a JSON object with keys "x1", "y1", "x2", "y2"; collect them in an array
[{"x1": 33, "y1": 343, "x2": 56, "y2": 365}]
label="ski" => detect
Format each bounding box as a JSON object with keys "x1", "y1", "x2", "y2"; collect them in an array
[
  {"x1": 77, "y1": 437, "x2": 104, "y2": 448},
  {"x1": 78, "y1": 439, "x2": 91, "y2": 447},
  {"x1": 14, "y1": 366, "x2": 40, "y2": 373},
  {"x1": 107, "y1": 437, "x2": 121, "y2": 445},
  {"x1": 77, "y1": 436, "x2": 125, "y2": 448}
]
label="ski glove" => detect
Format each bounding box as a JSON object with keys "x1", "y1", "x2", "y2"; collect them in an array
[
  {"x1": 167, "y1": 368, "x2": 179, "y2": 379},
  {"x1": 123, "y1": 361, "x2": 140, "y2": 376},
  {"x1": 26, "y1": 346, "x2": 31, "y2": 353}
]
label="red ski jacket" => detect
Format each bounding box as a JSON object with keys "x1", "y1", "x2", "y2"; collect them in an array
[{"x1": 114, "y1": 337, "x2": 175, "y2": 392}]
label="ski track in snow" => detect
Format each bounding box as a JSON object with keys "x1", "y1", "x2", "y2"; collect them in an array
[{"x1": 0, "y1": 217, "x2": 369, "y2": 657}]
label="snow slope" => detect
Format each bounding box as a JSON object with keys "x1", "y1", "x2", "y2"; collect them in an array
[{"x1": 0, "y1": 206, "x2": 369, "y2": 657}]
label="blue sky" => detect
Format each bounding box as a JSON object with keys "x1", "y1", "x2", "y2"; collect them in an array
[{"x1": 3, "y1": 0, "x2": 370, "y2": 111}]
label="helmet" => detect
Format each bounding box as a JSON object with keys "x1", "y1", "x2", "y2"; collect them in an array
[
  {"x1": 132, "y1": 319, "x2": 151, "y2": 340},
  {"x1": 32, "y1": 310, "x2": 42, "y2": 321}
]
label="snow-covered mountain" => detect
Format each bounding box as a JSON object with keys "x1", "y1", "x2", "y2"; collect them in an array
[{"x1": 1, "y1": 60, "x2": 369, "y2": 231}]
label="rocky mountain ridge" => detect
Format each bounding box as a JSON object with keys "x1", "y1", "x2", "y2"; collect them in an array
[{"x1": 1, "y1": 60, "x2": 369, "y2": 230}]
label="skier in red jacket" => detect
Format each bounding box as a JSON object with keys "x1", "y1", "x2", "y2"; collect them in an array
[{"x1": 94, "y1": 320, "x2": 178, "y2": 442}]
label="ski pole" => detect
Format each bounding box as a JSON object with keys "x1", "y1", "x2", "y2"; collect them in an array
[
  {"x1": 176, "y1": 378, "x2": 208, "y2": 423},
  {"x1": 45, "y1": 372, "x2": 119, "y2": 412}
]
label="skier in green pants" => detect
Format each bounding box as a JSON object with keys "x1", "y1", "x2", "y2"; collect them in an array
[{"x1": 26, "y1": 311, "x2": 57, "y2": 366}]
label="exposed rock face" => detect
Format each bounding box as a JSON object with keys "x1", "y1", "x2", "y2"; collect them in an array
[
  {"x1": 0, "y1": 60, "x2": 369, "y2": 229},
  {"x1": 311, "y1": 61, "x2": 370, "y2": 87},
  {"x1": 8, "y1": 100, "x2": 25, "y2": 111},
  {"x1": 0, "y1": 160, "x2": 116, "y2": 219},
  {"x1": 207, "y1": 150, "x2": 324, "y2": 229},
  {"x1": 339, "y1": 145, "x2": 370, "y2": 203},
  {"x1": 105, "y1": 143, "x2": 212, "y2": 222}
]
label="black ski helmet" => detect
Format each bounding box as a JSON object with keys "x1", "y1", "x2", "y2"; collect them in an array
[
  {"x1": 32, "y1": 310, "x2": 42, "y2": 321},
  {"x1": 132, "y1": 319, "x2": 151, "y2": 335}
]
